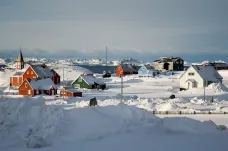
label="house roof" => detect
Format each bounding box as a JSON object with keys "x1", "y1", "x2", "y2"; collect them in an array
[
  {"x1": 154, "y1": 57, "x2": 183, "y2": 63},
  {"x1": 13, "y1": 72, "x2": 24, "y2": 76},
  {"x1": 63, "y1": 87, "x2": 82, "y2": 93},
  {"x1": 30, "y1": 65, "x2": 53, "y2": 77},
  {"x1": 144, "y1": 65, "x2": 154, "y2": 70},
  {"x1": 71, "y1": 75, "x2": 105, "y2": 85},
  {"x1": 119, "y1": 64, "x2": 138, "y2": 72},
  {"x1": 17, "y1": 50, "x2": 24, "y2": 62},
  {"x1": 81, "y1": 75, "x2": 105, "y2": 85},
  {"x1": 192, "y1": 65, "x2": 223, "y2": 82},
  {"x1": 209, "y1": 62, "x2": 228, "y2": 67},
  {"x1": 28, "y1": 78, "x2": 56, "y2": 90}
]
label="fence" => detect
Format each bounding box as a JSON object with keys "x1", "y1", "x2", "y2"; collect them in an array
[{"x1": 152, "y1": 110, "x2": 227, "y2": 115}]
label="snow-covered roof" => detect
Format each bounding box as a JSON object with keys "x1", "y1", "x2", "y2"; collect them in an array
[
  {"x1": 64, "y1": 87, "x2": 82, "y2": 93},
  {"x1": 119, "y1": 64, "x2": 137, "y2": 72},
  {"x1": 81, "y1": 75, "x2": 105, "y2": 85},
  {"x1": 144, "y1": 65, "x2": 154, "y2": 70},
  {"x1": 13, "y1": 72, "x2": 24, "y2": 76},
  {"x1": 30, "y1": 65, "x2": 53, "y2": 77},
  {"x1": 28, "y1": 78, "x2": 56, "y2": 90},
  {"x1": 192, "y1": 65, "x2": 223, "y2": 82}
]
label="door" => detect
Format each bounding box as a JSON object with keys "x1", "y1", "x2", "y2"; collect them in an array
[{"x1": 52, "y1": 90, "x2": 55, "y2": 95}]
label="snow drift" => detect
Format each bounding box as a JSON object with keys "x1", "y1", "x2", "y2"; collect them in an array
[
  {"x1": 0, "y1": 96, "x2": 226, "y2": 150},
  {"x1": 207, "y1": 83, "x2": 228, "y2": 93}
]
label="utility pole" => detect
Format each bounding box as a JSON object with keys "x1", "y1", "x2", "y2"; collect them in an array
[
  {"x1": 106, "y1": 46, "x2": 107, "y2": 68},
  {"x1": 202, "y1": 64, "x2": 206, "y2": 102},
  {"x1": 120, "y1": 73, "x2": 123, "y2": 103},
  {"x1": 204, "y1": 79, "x2": 205, "y2": 102}
]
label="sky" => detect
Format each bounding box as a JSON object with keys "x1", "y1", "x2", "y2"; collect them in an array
[{"x1": 0, "y1": 0, "x2": 228, "y2": 62}]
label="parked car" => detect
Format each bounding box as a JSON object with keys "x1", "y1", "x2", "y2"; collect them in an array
[{"x1": 102, "y1": 72, "x2": 111, "y2": 78}]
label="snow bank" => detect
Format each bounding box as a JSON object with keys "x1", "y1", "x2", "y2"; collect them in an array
[
  {"x1": 0, "y1": 96, "x2": 224, "y2": 150},
  {"x1": 0, "y1": 96, "x2": 65, "y2": 148},
  {"x1": 163, "y1": 117, "x2": 218, "y2": 134},
  {"x1": 190, "y1": 97, "x2": 207, "y2": 105},
  {"x1": 207, "y1": 83, "x2": 228, "y2": 93},
  {"x1": 155, "y1": 102, "x2": 182, "y2": 112}
]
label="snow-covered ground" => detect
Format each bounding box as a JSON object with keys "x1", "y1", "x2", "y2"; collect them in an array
[
  {"x1": 0, "y1": 97, "x2": 228, "y2": 151},
  {"x1": 1, "y1": 64, "x2": 228, "y2": 150}
]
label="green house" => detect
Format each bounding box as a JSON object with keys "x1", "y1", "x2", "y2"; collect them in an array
[{"x1": 71, "y1": 75, "x2": 106, "y2": 90}]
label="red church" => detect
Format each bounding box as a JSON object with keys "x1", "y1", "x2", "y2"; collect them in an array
[{"x1": 10, "y1": 49, "x2": 61, "y2": 87}]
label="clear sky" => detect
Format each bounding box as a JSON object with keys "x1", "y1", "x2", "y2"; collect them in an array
[{"x1": 0, "y1": 0, "x2": 227, "y2": 61}]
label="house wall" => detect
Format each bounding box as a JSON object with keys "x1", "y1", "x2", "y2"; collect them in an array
[
  {"x1": 168, "y1": 62, "x2": 174, "y2": 71},
  {"x1": 60, "y1": 90, "x2": 72, "y2": 97},
  {"x1": 51, "y1": 70, "x2": 61, "y2": 84},
  {"x1": 138, "y1": 67, "x2": 153, "y2": 77},
  {"x1": 173, "y1": 59, "x2": 184, "y2": 71},
  {"x1": 18, "y1": 80, "x2": 34, "y2": 96},
  {"x1": 116, "y1": 65, "x2": 123, "y2": 76},
  {"x1": 72, "y1": 78, "x2": 89, "y2": 89},
  {"x1": 180, "y1": 66, "x2": 204, "y2": 89},
  {"x1": 10, "y1": 76, "x2": 23, "y2": 87},
  {"x1": 23, "y1": 66, "x2": 38, "y2": 81},
  {"x1": 43, "y1": 88, "x2": 57, "y2": 95},
  {"x1": 52, "y1": 75, "x2": 60, "y2": 84},
  {"x1": 153, "y1": 62, "x2": 159, "y2": 70},
  {"x1": 73, "y1": 92, "x2": 82, "y2": 97}
]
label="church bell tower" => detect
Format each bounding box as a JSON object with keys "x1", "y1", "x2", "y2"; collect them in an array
[{"x1": 16, "y1": 47, "x2": 24, "y2": 70}]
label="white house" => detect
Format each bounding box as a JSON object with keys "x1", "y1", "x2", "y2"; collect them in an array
[{"x1": 179, "y1": 65, "x2": 223, "y2": 90}]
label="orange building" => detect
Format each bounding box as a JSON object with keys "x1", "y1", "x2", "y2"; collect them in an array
[{"x1": 115, "y1": 64, "x2": 138, "y2": 77}]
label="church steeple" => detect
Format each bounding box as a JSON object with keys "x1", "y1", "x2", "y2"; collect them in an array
[{"x1": 16, "y1": 47, "x2": 24, "y2": 70}]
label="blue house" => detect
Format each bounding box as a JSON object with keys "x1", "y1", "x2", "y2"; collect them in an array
[{"x1": 138, "y1": 65, "x2": 156, "y2": 77}]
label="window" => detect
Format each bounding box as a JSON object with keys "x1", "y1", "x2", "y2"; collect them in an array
[
  {"x1": 17, "y1": 77, "x2": 20, "y2": 83},
  {"x1": 188, "y1": 72, "x2": 194, "y2": 76},
  {"x1": 31, "y1": 71, "x2": 33, "y2": 74},
  {"x1": 180, "y1": 60, "x2": 182, "y2": 64},
  {"x1": 27, "y1": 71, "x2": 29, "y2": 74},
  {"x1": 78, "y1": 77, "x2": 82, "y2": 82},
  {"x1": 25, "y1": 83, "x2": 27, "y2": 88}
]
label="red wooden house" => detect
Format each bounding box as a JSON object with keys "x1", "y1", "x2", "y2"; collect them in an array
[
  {"x1": 115, "y1": 64, "x2": 138, "y2": 76},
  {"x1": 18, "y1": 78, "x2": 57, "y2": 96},
  {"x1": 60, "y1": 87, "x2": 82, "y2": 97}
]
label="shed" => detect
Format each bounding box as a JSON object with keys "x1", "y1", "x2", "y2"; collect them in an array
[{"x1": 60, "y1": 87, "x2": 82, "y2": 97}]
